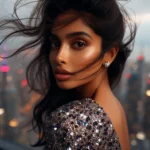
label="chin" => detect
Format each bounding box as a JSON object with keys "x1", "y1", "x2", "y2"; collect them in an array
[
  {"x1": 56, "y1": 82, "x2": 75, "y2": 90},
  {"x1": 56, "y1": 79, "x2": 80, "y2": 90}
]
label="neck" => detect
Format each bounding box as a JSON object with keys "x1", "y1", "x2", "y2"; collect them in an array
[{"x1": 75, "y1": 72, "x2": 111, "y2": 100}]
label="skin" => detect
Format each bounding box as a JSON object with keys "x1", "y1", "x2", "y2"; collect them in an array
[{"x1": 49, "y1": 12, "x2": 130, "y2": 150}]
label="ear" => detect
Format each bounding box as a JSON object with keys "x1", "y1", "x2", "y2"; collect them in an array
[{"x1": 102, "y1": 46, "x2": 119, "y2": 64}]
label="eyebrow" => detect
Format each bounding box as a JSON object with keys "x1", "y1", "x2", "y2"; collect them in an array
[
  {"x1": 66, "y1": 31, "x2": 92, "y2": 39},
  {"x1": 51, "y1": 31, "x2": 93, "y2": 40}
]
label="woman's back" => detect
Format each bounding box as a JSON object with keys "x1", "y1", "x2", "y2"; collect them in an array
[{"x1": 44, "y1": 98, "x2": 121, "y2": 150}]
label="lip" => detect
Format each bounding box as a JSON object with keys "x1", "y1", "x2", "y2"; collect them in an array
[
  {"x1": 54, "y1": 68, "x2": 72, "y2": 81},
  {"x1": 55, "y1": 68, "x2": 72, "y2": 75},
  {"x1": 55, "y1": 73, "x2": 72, "y2": 81}
]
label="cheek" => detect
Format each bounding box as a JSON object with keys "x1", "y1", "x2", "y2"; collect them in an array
[
  {"x1": 75, "y1": 49, "x2": 100, "y2": 68},
  {"x1": 71, "y1": 47, "x2": 102, "y2": 80},
  {"x1": 49, "y1": 52, "x2": 55, "y2": 65},
  {"x1": 49, "y1": 53, "x2": 56, "y2": 73}
]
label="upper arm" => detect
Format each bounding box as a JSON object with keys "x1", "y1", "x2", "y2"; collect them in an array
[
  {"x1": 59, "y1": 108, "x2": 122, "y2": 150},
  {"x1": 45, "y1": 99, "x2": 122, "y2": 149},
  {"x1": 114, "y1": 105, "x2": 130, "y2": 150}
]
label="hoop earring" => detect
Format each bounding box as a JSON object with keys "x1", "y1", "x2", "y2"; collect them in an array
[{"x1": 104, "y1": 61, "x2": 110, "y2": 68}]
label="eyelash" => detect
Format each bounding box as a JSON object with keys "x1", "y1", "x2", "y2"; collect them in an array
[
  {"x1": 72, "y1": 41, "x2": 87, "y2": 49},
  {"x1": 51, "y1": 40, "x2": 60, "y2": 49},
  {"x1": 49, "y1": 39, "x2": 87, "y2": 50}
]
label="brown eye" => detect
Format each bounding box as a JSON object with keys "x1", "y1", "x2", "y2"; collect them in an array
[
  {"x1": 73, "y1": 41, "x2": 86, "y2": 49},
  {"x1": 51, "y1": 41, "x2": 60, "y2": 49}
]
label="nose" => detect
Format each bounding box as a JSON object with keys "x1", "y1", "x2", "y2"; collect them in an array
[{"x1": 56, "y1": 44, "x2": 69, "y2": 64}]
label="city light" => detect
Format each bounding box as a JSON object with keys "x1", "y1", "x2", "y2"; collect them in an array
[
  {"x1": 9, "y1": 119, "x2": 19, "y2": 128},
  {"x1": 0, "y1": 65, "x2": 10, "y2": 72},
  {"x1": 137, "y1": 54, "x2": 144, "y2": 61},
  {"x1": 146, "y1": 90, "x2": 150, "y2": 97},
  {"x1": 131, "y1": 140, "x2": 137, "y2": 146},
  {"x1": 136, "y1": 132, "x2": 146, "y2": 140},
  {"x1": 21, "y1": 79, "x2": 27, "y2": 87},
  {"x1": 0, "y1": 54, "x2": 3, "y2": 62},
  {"x1": 147, "y1": 79, "x2": 150, "y2": 84},
  {"x1": 6, "y1": 76, "x2": 12, "y2": 82},
  {"x1": 0, "y1": 108, "x2": 5, "y2": 115},
  {"x1": 17, "y1": 69, "x2": 24, "y2": 75},
  {"x1": 125, "y1": 73, "x2": 131, "y2": 79}
]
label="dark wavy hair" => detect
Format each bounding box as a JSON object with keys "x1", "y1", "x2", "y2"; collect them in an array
[{"x1": 0, "y1": 0, "x2": 136, "y2": 147}]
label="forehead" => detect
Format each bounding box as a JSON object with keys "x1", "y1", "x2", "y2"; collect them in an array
[
  {"x1": 52, "y1": 19, "x2": 92, "y2": 34},
  {"x1": 51, "y1": 11, "x2": 96, "y2": 36},
  {"x1": 54, "y1": 10, "x2": 79, "y2": 23},
  {"x1": 51, "y1": 10, "x2": 79, "y2": 32}
]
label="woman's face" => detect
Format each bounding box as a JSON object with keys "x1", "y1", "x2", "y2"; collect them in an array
[{"x1": 49, "y1": 13, "x2": 104, "y2": 90}]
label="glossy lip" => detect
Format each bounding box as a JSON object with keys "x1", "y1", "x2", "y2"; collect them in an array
[
  {"x1": 55, "y1": 68, "x2": 73, "y2": 75},
  {"x1": 55, "y1": 73, "x2": 72, "y2": 81},
  {"x1": 54, "y1": 68, "x2": 72, "y2": 81}
]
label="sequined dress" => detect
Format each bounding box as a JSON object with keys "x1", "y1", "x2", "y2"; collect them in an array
[{"x1": 44, "y1": 98, "x2": 121, "y2": 150}]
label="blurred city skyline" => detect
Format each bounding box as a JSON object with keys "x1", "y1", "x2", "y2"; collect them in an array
[{"x1": 0, "y1": 1, "x2": 150, "y2": 149}]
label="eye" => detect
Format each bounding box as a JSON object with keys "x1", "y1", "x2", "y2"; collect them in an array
[
  {"x1": 51, "y1": 40, "x2": 60, "y2": 49},
  {"x1": 73, "y1": 41, "x2": 86, "y2": 49}
]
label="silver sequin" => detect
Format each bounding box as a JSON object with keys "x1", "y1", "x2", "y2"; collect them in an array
[{"x1": 44, "y1": 98, "x2": 121, "y2": 150}]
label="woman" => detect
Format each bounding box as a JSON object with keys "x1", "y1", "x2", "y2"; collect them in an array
[{"x1": 0, "y1": 0, "x2": 136, "y2": 149}]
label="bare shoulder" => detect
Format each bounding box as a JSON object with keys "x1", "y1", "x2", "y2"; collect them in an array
[
  {"x1": 96, "y1": 94, "x2": 130, "y2": 149},
  {"x1": 109, "y1": 98, "x2": 130, "y2": 150}
]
